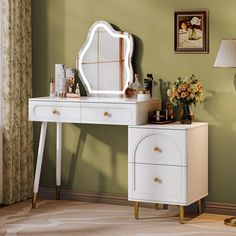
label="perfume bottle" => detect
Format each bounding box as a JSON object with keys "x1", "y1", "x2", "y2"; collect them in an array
[
  {"x1": 144, "y1": 73, "x2": 153, "y2": 97},
  {"x1": 133, "y1": 74, "x2": 141, "y2": 96},
  {"x1": 75, "y1": 83, "x2": 80, "y2": 97},
  {"x1": 125, "y1": 82, "x2": 135, "y2": 98},
  {"x1": 49, "y1": 77, "x2": 55, "y2": 97}
]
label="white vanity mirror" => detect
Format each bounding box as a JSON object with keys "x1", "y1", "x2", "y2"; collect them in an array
[{"x1": 77, "y1": 20, "x2": 134, "y2": 96}]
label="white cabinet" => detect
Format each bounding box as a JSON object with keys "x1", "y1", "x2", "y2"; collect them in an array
[{"x1": 128, "y1": 122, "x2": 208, "y2": 223}]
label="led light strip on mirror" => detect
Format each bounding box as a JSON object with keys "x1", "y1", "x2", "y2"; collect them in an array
[{"x1": 77, "y1": 20, "x2": 134, "y2": 95}]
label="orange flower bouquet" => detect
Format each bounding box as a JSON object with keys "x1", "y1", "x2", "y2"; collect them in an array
[{"x1": 167, "y1": 75, "x2": 204, "y2": 123}]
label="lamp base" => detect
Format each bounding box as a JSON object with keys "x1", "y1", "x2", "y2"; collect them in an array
[{"x1": 224, "y1": 216, "x2": 236, "y2": 227}]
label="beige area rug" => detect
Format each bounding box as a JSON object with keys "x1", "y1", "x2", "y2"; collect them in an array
[{"x1": 0, "y1": 200, "x2": 236, "y2": 236}]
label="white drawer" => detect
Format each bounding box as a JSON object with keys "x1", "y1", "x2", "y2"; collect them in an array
[
  {"x1": 128, "y1": 163, "x2": 186, "y2": 204},
  {"x1": 129, "y1": 128, "x2": 186, "y2": 166},
  {"x1": 29, "y1": 101, "x2": 81, "y2": 122},
  {"x1": 81, "y1": 103, "x2": 135, "y2": 125}
]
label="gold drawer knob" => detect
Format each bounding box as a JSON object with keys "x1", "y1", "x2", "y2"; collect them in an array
[
  {"x1": 52, "y1": 110, "x2": 59, "y2": 115},
  {"x1": 103, "y1": 111, "x2": 111, "y2": 117},
  {"x1": 154, "y1": 177, "x2": 161, "y2": 183},
  {"x1": 153, "y1": 146, "x2": 161, "y2": 152}
]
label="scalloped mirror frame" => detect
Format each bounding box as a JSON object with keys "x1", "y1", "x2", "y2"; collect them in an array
[{"x1": 77, "y1": 20, "x2": 134, "y2": 95}]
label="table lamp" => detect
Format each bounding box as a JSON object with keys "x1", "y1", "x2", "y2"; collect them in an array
[{"x1": 214, "y1": 39, "x2": 236, "y2": 227}]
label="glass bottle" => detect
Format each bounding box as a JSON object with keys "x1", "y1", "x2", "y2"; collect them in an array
[
  {"x1": 125, "y1": 82, "x2": 135, "y2": 98},
  {"x1": 75, "y1": 83, "x2": 80, "y2": 96},
  {"x1": 49, "y1": 77, "x2": 55, "y2": 97},
  {"x1": 144, "y1": 73, "x2": 153, "y2": 97},
  {"x1": 133, "y1": 74, "x2": 141, "y2": 96}
]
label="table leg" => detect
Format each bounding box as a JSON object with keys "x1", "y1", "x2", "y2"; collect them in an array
[
  {"x1": 32, "y1": 122, "x2": 47, "y2": 208},
  {"x1": 56, "y1": 122, "x2": 62, "y2": 200},
  {"x1": 134, "y1": 202, "x2": 139, "y2": 220},
  {"x1": 198, "y1": 199, "x2": 202, "y2": 214},
  {"x1": 179, "y1": 206, "x2": 184, "y2": 224},
  {"x1": 154, "y1": 203, "x2": 159, "y2": 210}
]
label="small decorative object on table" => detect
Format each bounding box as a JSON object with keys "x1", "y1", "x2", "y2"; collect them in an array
[
  {"x1": 49, "y1": 77, "x2": 55, "y2": 97},
  {"x1": 144, "y1": 73, "x2": 153, "y2": 97},
  {"x1": 66, "y1": 68, "x2": 76, "y2": 93},
  {"x1": 55, "y1": 64, "x2": 66, "y2": 97},
  {"x1": 65, "y1": 68, "x2": 81, "y2": 98},
  {"x1": 133, "y1": 74, "x2": 142, "y2": 96},
  {"x1": 167, "y1": 74, "x2": 204, "y2": 124},
  {"x1": 152, "y1": 99, "x2": 175, "y2": 124},
  {"x1": 125, "y1": 82, "x2": 135, "y2": 98}
]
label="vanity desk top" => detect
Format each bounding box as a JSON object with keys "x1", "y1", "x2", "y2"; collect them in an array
[
  {"x1": 29, "y1": 96, "x2": 157, "y2": 104},
  {"x1": 29, "y1": 96, "x2": 161, "y2": 125}
]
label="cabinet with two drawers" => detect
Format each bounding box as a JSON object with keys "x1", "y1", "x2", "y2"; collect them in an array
[{"x1": 128, "y1": 122, "x2": 208, "y2": 223}]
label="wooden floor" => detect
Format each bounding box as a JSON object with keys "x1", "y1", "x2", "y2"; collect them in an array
[{"x1": 0, "y1": 199, "x2": 236, "y2": 235}]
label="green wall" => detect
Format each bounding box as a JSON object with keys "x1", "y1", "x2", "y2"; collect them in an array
[{"x1": 32, "y1": 0, "x2": 236, "y2": 203}]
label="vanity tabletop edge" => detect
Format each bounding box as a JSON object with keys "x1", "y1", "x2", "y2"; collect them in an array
[{"x1": 29, "y1": 96, "x2": 160, "y2": 104}]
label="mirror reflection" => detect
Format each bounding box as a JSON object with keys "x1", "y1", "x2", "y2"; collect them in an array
[{"x1": 77, "y1": 21, "x2": 134, "y2": 96}]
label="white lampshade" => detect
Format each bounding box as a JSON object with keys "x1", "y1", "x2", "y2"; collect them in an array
[{"x1": 214, "y1": 39, "x2": 236, "y2": 67}]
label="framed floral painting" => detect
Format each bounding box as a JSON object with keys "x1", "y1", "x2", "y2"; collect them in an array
[{"x1": 174, "y1": 10, "x2": 209, "y2": 53}]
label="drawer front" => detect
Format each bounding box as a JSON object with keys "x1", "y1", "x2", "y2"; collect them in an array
[
  {"x1": 29, "y1": 101, "x2": 81, "y2": 122},
  {"x1": 128, "y1": 163, "x2": 186, "y2": 204},
  {"x1": 81, "y1": 103, "x2": 135, "y2": 125},
  {"x1": 129, "y1": 128, "x2": 186, "y2": 166}
]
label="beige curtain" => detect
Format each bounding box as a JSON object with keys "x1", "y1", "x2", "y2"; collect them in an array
[
  {"x1": 0, "y1": 0, "x2": 3, "y2": 204},
  {"x1": 1, "y1": 0, "x2": 34, "y2": 205}
]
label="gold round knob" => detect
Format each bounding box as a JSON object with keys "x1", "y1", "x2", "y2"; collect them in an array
[
  {"x1": 154, "y1": 177, "x2": 160, "y2": 183},
  {"x1": 153, "y1": 146, "x2": 161, "y2": 152},
  {"x1": 104, "y1": 111, "x2": 109, "y2": 117}
]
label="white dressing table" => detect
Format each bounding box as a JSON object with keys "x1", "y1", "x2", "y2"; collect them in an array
[
  {"x1": 29, "y1": 96, "x2": 160, "y2": 207},
  {"x1": 29, "y1": 20, "x2": 208, "y2": 224},
  {"x1": 29, "y1": 20, "x2": 147, "y2": 207}
]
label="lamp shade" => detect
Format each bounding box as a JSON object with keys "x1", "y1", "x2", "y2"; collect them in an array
[{"x1": 214, "y1": 39, "x2": 236, "y2": 67}]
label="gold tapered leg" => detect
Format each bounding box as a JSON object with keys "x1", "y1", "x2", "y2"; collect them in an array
[
  {"x1": 179, "y1": 206, "x2": 184, "y2": 224},
  {"x1": 163, "y1": 204, "x2": 168, "y2": 209},
  {"x1": 198, "y1": 199, "x2": 202, "y2": 214},
  {"x1": 56, "y1": 185, "x2": 61, "y2": 200},
  {"x1": 32, "y1": 193, "x2": 38, "y2": 209},
  {"x1": 134, "y1": 202, "x2": 139, "y2": 220},
  {"x1": 154, "y1": 203, "x2": 159, "y2": 210}
]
